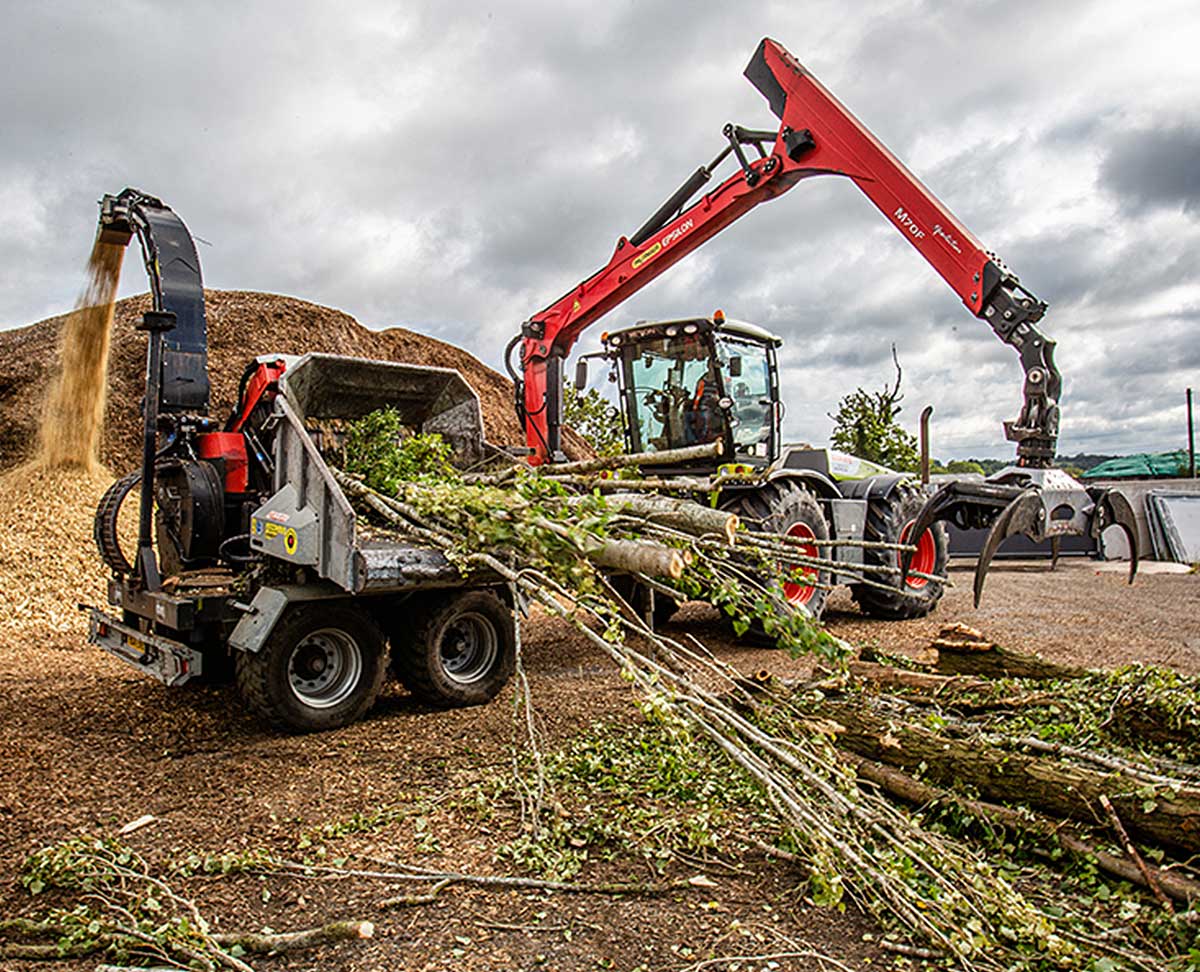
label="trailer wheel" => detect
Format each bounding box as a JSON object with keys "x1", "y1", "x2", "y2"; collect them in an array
[
  {"x1": 852, "y1": 486, "x2": 949, "y2": 620},
  {"x1": 235, "y1": 603, "x2": 388, "y2": 732},
  {"x1": 722, "y1": 482, "x2": 831, "y2": 623},
  {"x1": 391, "y1": 590, "x2": 516, "y2": 707}
]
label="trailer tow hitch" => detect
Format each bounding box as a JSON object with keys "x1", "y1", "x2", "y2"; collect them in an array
[{"x1": 903, "y1": 470, "x2": 1139, "y2": 607}]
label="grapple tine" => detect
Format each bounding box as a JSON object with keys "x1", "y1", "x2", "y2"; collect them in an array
[
  {"x1": 899, "y1": 483, "x2": 956, "y2": 581},
  {"x1": 974, "y1": 490, "x2": 1043, "y2": 608},
  {"x1": 1091, "y1": 488, "x2": 1139, "y2": 584},
  {"x1": 1050, "y1": 536, "x2": 1061, "y2": 571}
]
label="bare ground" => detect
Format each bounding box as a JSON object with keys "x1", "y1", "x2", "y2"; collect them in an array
[{"x1": 0, "y1": 558, "x2": 1196, "y2": 972}]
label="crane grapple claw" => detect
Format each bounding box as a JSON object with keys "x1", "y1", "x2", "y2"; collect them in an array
[
  {"x1": 973, "y1": 489, "x2": 1044, "y2": 608},
  {"x1": 900, "y1": 479, "x2": 1024, "y2": 583},
  {"x1": 906, "y1": 469, "x2": 1139, "y2": 608},
  {"x1": 1088, "y1": 487, "x2": 1139, "y2": 585}
]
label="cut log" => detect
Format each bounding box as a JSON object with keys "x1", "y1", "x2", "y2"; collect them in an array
[
  {"x1": 816, "y1": 698, "x2": 1200, "y2": 855},
  {"x1": 545, "y1": 440, "x2": 722, "y2": 476},
  {"x1": 588, "y1": 538, "x2": 685, "y2": 580},
  {"x1": 930, "y1": 624, "x2": 1088, "y2": 680},
  {"x1": 531, "y1": 515, "x2": 686, "y2": 580},
  {"x1": 848, "y1": 660, "x2": 987, "y2": 694},
  {"x1": 599, "y1": 493, "x2": 738, "y2": 544}
]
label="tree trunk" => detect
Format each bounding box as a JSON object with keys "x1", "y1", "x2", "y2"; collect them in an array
[
  {"x1": 600, "y1": 493, "x2": 738, "y2": 544},
  {"x1": 847, "y1": 755, "x2": 1200, "y2": 905},
  {"x1": 817, "y1": 698, "x2": 1200, "y2": 855}
]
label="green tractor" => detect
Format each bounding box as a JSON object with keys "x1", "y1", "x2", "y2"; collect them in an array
[{"x1": 577, "y1": 311, "x2": 948, "y2": 623}]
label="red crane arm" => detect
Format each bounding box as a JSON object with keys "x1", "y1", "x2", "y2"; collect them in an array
[{"x1": 514, "y1": 38, "x2": 1054, "y2": 466}]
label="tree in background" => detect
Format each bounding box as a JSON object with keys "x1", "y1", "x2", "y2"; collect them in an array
[
  {"x1": 929, "y1": 458, "x2": 987, "y2": 476},
  {"x1": 563, "y1": 382, "x2": 625, "y2": 456},
  {"x1": 828, "y1": 346, "x2": 918, "y2": 472}
]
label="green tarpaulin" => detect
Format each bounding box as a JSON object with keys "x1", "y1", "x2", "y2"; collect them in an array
[{"x1": 1082, "y1": 450, "x2": 1192, "y2": 480}]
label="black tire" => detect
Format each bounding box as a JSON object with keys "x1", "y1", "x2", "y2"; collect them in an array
[
  {"x1": 390, "y1": 590, "x2": 516, "y2": 707},
  {"x1": 851, "y1": 486, "x2": 949, "y2": 620},
  {"x1": 235, "y1": 602, "x2": 388, "y2": 732},
  {"x1": 722, "y1": 482, "x2": 831, "y2": 622},
  {"x1": 607, "y1": 575, "x2": 680, "y2": 630}
]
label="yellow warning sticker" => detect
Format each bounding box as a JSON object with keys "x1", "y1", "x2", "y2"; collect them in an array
[
  {"x1": 631, "y1": 241, "x2": 662, "y2": 269},
  {"x1": 284, "y1": 528, "x2": 298, "y2": 555}
]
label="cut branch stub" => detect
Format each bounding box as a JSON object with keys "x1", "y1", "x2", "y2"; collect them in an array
[{"x1": 930, "y1": 624, "x2": 1089, "y2": 680}]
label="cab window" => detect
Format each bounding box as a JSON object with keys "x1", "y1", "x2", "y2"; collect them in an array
[
  {"x1": 623, "y1": 335, "x2": 724, "y2": 453},
  {"x1": 716, "y1": 336, "x2": 772, "y2": 454}
]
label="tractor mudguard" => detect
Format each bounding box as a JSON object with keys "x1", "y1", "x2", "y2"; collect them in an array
[
  {"x1": 836, "y1": 473, "x2": 910, "y2": 502},
  {"x1": 762, "y1": 468, "x2": 841, "y2": 500}
]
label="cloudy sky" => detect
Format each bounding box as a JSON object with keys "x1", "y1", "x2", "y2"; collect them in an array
[{"x1": 3, "y1": 0, "x2": 1198, "y2": 459}]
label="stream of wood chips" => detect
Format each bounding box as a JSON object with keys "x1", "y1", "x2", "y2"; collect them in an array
[{"x1": 37, "y1": 239, "x2": 125, "y2": 471}]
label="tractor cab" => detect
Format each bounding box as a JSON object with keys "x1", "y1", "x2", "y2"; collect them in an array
[{"x1": 594, "y1": 312, "x2": 782, "y2": 471}]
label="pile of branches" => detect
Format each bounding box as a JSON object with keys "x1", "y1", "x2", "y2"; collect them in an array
[
  {"x1": 333, "y1": 420, "x2": 1200, "y2": 969},
  {"x1": 1, "y1": 836, "x2": 372, "y2": 969}
]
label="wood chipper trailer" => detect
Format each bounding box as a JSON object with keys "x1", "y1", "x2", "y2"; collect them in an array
[{"x1": 87, "y1": 190, "x2": 516, "y2": 732}]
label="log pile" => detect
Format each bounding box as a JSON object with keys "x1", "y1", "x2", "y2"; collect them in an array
[{"x1": 803, "y1": 629, "x2": 1200, "y2": 916}]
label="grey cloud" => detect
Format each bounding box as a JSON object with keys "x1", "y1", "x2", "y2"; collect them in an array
[
  {"x1": 1, "y1": 0, "x2": 1197, "y2": 461},
  {"x1": 1100, "y1": 125, "x2": 1200, "y2": 216}
]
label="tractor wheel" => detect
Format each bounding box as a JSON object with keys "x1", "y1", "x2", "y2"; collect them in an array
[
  {"x1": 722, "y1": 482, "x2": 831, "y2": 622},
  {"x1": 391, "y1": 590, "x2": 516, "y2": 707},
  {"x1": 235, "y1": 602, "x2": 389, "y2": 732},
  {"x1": 851, "y1": 486, "x2": 949, "y2": 620}
]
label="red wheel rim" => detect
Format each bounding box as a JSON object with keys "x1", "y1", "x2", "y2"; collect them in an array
[
  {"x1": 781, "y1": 521, "x2": 819, "y2": 604},
  {"x1": 898, "y1": 520, "x2": 936, "y2": 589}
]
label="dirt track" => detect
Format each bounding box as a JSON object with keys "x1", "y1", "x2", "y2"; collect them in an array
[{"x1": 0, "y1": 555, "x2": 1195, "y2": 971}]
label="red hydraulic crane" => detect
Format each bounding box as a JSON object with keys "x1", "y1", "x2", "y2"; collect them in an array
[
  {"x1": 511, "y1": 38, "x2": 1054, "y2": 468},
  {"x1": 506, "y1": 38, "x2": 1137, "y2": 600}
]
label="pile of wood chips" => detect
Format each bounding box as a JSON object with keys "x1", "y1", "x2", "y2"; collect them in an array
[{"x1": 0, "y1": 463, "x2": 118, "y2": 638}]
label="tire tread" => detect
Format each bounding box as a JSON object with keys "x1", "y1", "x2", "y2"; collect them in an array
[{"x1": 851, "y1": 486, "x2": 948, "y2": 620}]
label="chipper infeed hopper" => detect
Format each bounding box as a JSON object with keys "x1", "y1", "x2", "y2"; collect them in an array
[{"x1": 249, "y1": 352, "x2": 491, "y2": 592}]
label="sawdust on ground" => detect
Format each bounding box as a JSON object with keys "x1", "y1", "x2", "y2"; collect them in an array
[{"x1": 0, "y1": 463, "x2": 117, "y2": 637}]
